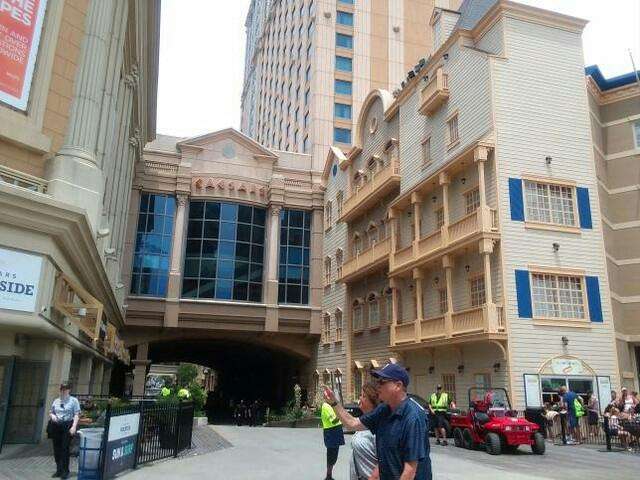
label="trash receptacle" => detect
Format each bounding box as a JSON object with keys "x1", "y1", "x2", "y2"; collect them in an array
[
  {"x1": 525, "y1": 407, "x2": 547, "y2": 438},
  {"x1": 78, "y1": 427, "x2": 104, "y2": 480}
]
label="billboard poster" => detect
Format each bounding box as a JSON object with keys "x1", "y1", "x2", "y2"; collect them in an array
[
  {"x1": 103, "y1": 412, "x2": 140, "y2": 479},
  {"x1": 0, "y1": 247, "x2": 43, "y2": 312},
  {"x1": 0, "y1": 0, "x2": 49, "y2": 110}
]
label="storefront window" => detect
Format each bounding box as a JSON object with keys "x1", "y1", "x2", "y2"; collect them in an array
[
  {"x1": 131, "y1": 193, "x2": 175, "y2": 297},
  {"x1": 181, "y1": 200, "x2": 265, "y2": 302},
  {"x1": 278, "y1": 209, "x2": 311, "y2": 304},
  {"x1": 541, "y1": 376, "x2": 593, "y2": 406}
]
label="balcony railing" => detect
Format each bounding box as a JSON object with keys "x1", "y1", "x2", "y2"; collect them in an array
[
  {"x1": 340, "y1": 236, "x2": 391, "y2": 282},
  {"x1": 419, "y1": 68, "x2": 449, "y2": 116},
  {"x1": 392, "y1": 304, "x2": 505, "y2": 347},
  {"x1": 392, "y1": 206, "x2": 498, "y2": 272},
  {"x1": 0, "y1": 164, "x2": 48, "y2": 193},
  {"x1": 340, "y1": 159, "x2": 400, "y2": 222}
]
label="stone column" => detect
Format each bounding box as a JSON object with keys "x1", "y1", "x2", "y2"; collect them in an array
[
  {"x1": 344, "y1": 286, "x2": 353, "y2": 400},
  {"x1": 413, "y1": 268, "x2": 424, "y2": 342},
  {"x1": 474, "y1": 146, "x2": 490, "y2": 231},
  {"x1": 132, "y1": 343, "x2": 150, "y2": 396},
  {"x1": 46, "y1": 0, "x2": 117, "y2": 231},
  {"x1": 480, "y1": 239, "x2": 498, "y2": 332},
  {"x1": 165, "y1": 194, "x2": 189, "y2": 328},
  {"x1": 443, "y1": 255, "x2": 454, "y2": 337},
  {"x1": 90, "y1": 361, "x2": 104, "y2": 394},
  {"x1": 76, "y1": 356, "x2": 94, "y2": 395},
  {"x1": 264, "y1": 205, "x2": 282, "y2": 331},
  {"x1": 41, "y1": 342, "x2": 72, "y2": 440},
  {"x1": 439, "y1": 173, "x2": 450, "y2": 242},
  {"x1": 309, "y1": 207, "x2": 324, "y2": 335},
  {"x1": 389, "y1": 277, "x2": 400, "y2": 346},
  {"x1": 101, "y1": 364, "x2": 113, "y2": 395},
  {"x1": 389, "y1": 208, "x2": 398, "y2": 270},
  {"x1": 411, "y1": 193, "x2": 422, "y2": 258}
]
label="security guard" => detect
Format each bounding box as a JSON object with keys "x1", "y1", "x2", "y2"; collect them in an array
[
  {"x1": 429, "y1": 384, "x2": 452, "y2": 446},
  {"x1": 321, "y1": 400, "x2": 345, "y2": 480}
]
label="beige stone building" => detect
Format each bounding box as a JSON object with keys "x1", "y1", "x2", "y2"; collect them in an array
[
  {"x1": 0, "y1": 0, "x2": 160, "y2": 445},
  {"x1": 241, "y1": 0, "x2": 463, "y2": 169},
  {"x1": 320, "y1": 0, "x2": 621, "y2": 410},
  {"x1": 121, "y1": 128, "x2": 325, "y2": 408},
  {"x1": 586, "y1": 66, "x2": 640, "y2": 392}
]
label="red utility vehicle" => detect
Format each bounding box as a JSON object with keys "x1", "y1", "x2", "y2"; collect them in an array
[{"x1": 450, "y1": 387, "x2": 545, "y2": 455}]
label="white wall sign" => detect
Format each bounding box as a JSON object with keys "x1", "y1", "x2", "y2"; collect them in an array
[
  {"x1": 596, "y1": 376, "x2": 612, "y2": 415},
  {"x1": 524, "y1": 374, "x2": 542, "y2": 408},
  {"x1": 107, "y1": 413, "x2": 140, "y2": 442},
  {"x1": 0, "y1": 247, "x2": 42, "y2": 312},
  {"x1": 551, "y1": 358, "x2": 584, "y2": 376}
]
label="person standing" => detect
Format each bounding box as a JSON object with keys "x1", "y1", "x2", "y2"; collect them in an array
[
  {"x1": 49, "y1": 382, "x2": 80, "y2": 479},
  {"x1": 559, "y1": 386, "x2": 581, "y2": 444},
  {"x1": 586, "y1": 391, "x2": 600, "y2": 437},
  {"x1": 324, "y1": 363, "x2": 431, "y2": 480},
  {"x1": 350, "y1": 383, "x2": 380, "y2": 480},
  {"x1": 321, "y1": 400, "x2": 345, "y2": 480},
  {"x1": 428, "y1": 385, "x2": 452, "y2": 446}
]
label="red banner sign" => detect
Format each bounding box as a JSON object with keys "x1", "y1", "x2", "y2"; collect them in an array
[{"x1": 0, "y1": 0, "x2": 48, "y2": 110}]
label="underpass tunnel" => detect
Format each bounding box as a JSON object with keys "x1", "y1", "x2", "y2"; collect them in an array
[{"x1": 147, "y1": 339, "x2": 307, "y2": 422}]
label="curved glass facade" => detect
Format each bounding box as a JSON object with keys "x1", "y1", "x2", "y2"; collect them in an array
[
  {"x1": 182, "y1": 200, "x2": 266, "y2": 302},
  {"x1": 131, "y1": 193, "x2": 175, "y2": 296}
]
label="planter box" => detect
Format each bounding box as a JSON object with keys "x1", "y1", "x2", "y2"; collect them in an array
[{"x1": 193, "y1": 417, "x2": 208, "y2": 428}]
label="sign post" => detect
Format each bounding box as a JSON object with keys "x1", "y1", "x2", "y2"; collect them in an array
[{"x1": 102, "y1": 411, "x2": 140, "y2": 479}]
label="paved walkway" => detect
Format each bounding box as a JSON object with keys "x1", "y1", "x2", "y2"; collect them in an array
[{"x1": 126, "y1": 426, "x2": 640, "y2": 480}]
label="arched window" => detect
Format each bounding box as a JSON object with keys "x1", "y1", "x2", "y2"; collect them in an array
[
  {"x1": 383, "y1": 287, "x2": 393, "y2": 324},
  {"x1": 323, "y1": 369, "x2": 332, "y2": 387},
  {"x1": 335, "y1": 308, "x2": 343, "y2": 342},
  {"x1": 324, "y1": 201, "x2": 332, "y2": 227},
  {"x1": 353, "y1": 170, "x2": 364, "y2": 190},
  {"x1": 367, "y1": 156, "x2": 378, "y2": 177},
  {"x1": 367, "y1": 292, "x2": 380, "y2": 328},
  {"x1": 352, "y1": 298, "x2": 364, "y2": 331},
  {"x1": 324, "y1": 256, "x2": 332, "y2": 286},
  {"x1": 366, "y1": 222, "x2": 378, "y2": 247},
  {"x1": 336, "y1": 191, "x2": 344, "y2": 217},
  {"x1": 322, "y1": 313, "x2": 331, "y2": 343},
  {"x1": 335, "y1": 249, "x2": 343, "y2": 278},
  {"x1": 353, "y1": 233, "x2": 362, "y2": 256}
]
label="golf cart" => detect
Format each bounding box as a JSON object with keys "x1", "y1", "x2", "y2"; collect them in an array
[{"x1": 450, "y1": 388, "x2": 545, "y2": 455}]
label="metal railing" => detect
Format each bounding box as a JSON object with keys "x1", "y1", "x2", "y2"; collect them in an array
[{"x1": 341, "y1": 237, "x2": 391, "y2": 279}]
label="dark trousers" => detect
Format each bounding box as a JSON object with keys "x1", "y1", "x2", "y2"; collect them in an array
[
  {"x1": 326, "y1": 446, "x2": 339, "y2": 467},
  {"x1": 51, "y1": 421, "x2": 72, "y2": 474}
]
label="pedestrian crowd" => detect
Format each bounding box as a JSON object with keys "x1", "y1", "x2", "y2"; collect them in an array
[{"x1": 233, "y1": 399, "x2": 265, "y2": 426}]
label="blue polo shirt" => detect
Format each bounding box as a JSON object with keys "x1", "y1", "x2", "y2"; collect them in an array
[{"x1": 359, "y1": 397, "x2": 431, "y2": 480}]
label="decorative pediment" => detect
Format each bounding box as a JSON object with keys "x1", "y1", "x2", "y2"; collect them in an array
[
  {"x1": 192, "y1": 176, "x2": 267, "y2": 200},
  {"x1": 177, "y1": 127, "x2": 277, "y2": 162}
]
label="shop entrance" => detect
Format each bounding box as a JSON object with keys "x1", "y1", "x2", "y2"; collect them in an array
[
  {"x1": 541, "y1": 376, "x2": 594, "y2": 405},
  {"x1": 0, "y1": 359, "x2": 49, "y2": 447}
]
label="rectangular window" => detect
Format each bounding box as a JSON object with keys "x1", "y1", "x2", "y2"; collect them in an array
[
  {"x1": 435, "y1": 207, "x2": 444, "y2": 229},
  {"x1": 334, "y1": 102, "x2": 352, "y2": 119},
  {"x1": 334, "y1": 127, "x2": 352, "y2": 144},
  {"x1": 531, "y1": 273, "x2": 585, "y2": 319},
  {"x1": 335, "y1": 79, "x2": 352, "y2": 96},
  {"x1": 447, "y1": 114, "x2": 459, "y2": 144},
  {"x1": 421, "y1": 137, "x2": 431, "y2": 165},
  {"x1": 181, "y1": 201, "x2": 266, "y2": 302},
  {"x1": 336, "y1": 33, "x2": 353, "y2": 49},
  {"x1": 439, "y1": 288, "x2": 447, "y2": 314},
  {"x1": 369, "y1": 299, "x2": 380, "y2": 328},
  {"x1": 441, "y1": 373, "x2": 456, "y2": 402},
  {"x1": 339, "y1": 0, "x2": 354, "y2": 4},
  {"x1": 465, "y1": 187, "x2": 480, "y2": 214},
  {"x1": 353, "y1": 305, "x2": 363, "y2": 331},
  {"x1": 131, "y1": 193, "x2": 175, "y2": 297},
  {"x1": 335, "y1": 55, "x2": 353, "y2": 72},
  {"x1": 634, "y1": 121, "x2": 640, "y2": 147},
  {"x1": 335, "y1": 311, "x2": 343, "y2": 342},
  {"x1": 470, "y1": 275, "x2": 486, "y2": 307},
  {"x1": 278, "y1": 209, "x2": 312, "y2": 305},
  {"x1": 324, "y1": 258, "x2": 332, "y2": 285},
  {"x1": 524, "y1": 181, "x2": 576, "y2": 226},
  {"x1": 337, "y1": 191, "x2": 344, "y2": 217},
  {"x1": 322, "y1": 315, "x2": 331, "y2": 343},
  {"x1": 336, "y1": 11, "x2": 354, "y2": 26}
]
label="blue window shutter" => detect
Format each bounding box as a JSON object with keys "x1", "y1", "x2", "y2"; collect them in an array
[
  {"x1": 585, "y1": 276, "x2": 603, "y2": 322},
  {"x1": 577, "y1": 187, "x2": 592, "y2": 229},
  {"x1": 515, "y1": 270, "x2": 532, "y2": 318},
  {"x1": 509, "y1": 178, "x2": 524, "y2": 221}
]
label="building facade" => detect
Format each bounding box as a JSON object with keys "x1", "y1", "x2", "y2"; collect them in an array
[
  {"x1": 0, "y1": 0, "x2": 160, "y2": 445},
  {"x1": 320, "y1": 0, "x2": 620, "y2": 410},
  {"x1": 121, "y1": 129, "x2": 324, "y2": 408},
  {"x1": 586, "y1": 66, "x2": 640, "y2": 392},
  {"x1": 241, "y1": 0, "x2": 464, "y2": 170}
]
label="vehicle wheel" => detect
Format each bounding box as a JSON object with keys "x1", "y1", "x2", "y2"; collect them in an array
[
  {"x1": 485, "y1": 432, "x2": 502, "y2": 455},
  {"x1": 442, "y1": 418, "x2": 452, "y2": 438},
  {"x1": 531, "y1": 432, "x2": 546, "y2": 455},
  {"x1": 462, "y1": 428, "x2": 475, "y2": 450},
  {"x1": 453, "y1": 428, "x2": 464, "y2": 448}
]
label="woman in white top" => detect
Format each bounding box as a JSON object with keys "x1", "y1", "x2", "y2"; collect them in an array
[
  {"x1": 49, "y1": 382, "x2": 80, "y2": 479},
  {"x1": 350, "y1": 382, "x2": 380, "y2": 480}
]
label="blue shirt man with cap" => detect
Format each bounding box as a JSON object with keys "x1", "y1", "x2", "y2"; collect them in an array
[{"x1": 323, "y1": 363, "x2": 431, "y2": 480}]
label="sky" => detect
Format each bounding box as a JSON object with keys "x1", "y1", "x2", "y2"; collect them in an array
[{"x1": 156, "y1": 0, "x2": 640, "y2": 138}]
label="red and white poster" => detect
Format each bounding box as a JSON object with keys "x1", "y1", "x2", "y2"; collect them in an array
[{"x1": 0, "y1": 0, "x2": 48, "y2": 111}]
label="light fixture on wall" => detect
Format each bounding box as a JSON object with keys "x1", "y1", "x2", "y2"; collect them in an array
[
  {"x1": 428, "y1": 366, "x2": 435, "y2": 374},
  {"x1": 443, "y1": 53, "x2": 449, "y2": 60},
  {"x1": 461, "y1": 177, "x2": 466, "y2": 185},
  {"x1": 432, "y1": 195, "x2": 437, "y2": 203},
  {"x1": 545, "y1": 156, "x2": 552, "y2": 165},
  {"x1": 493, "y1": 362, "x2": 501, "y2": 373},
  {"x1": 561, "y1": 336, "x2": 569, "y2": 346},
  {"x1": 422, "y1": 75, "x2": 429, "y2": 83},
  {"x1": 434, "y1": 277, "x2": 439, "y2": 285},
  {"x1": 552, "y1": 242, "x2": 560, "y2": 252},
  {"x1": 457, "y1": 364, "x2": 465, "y2": 374},
  {"x1": 465, "y1": 265, "x2": 470, "y2": 273}
]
